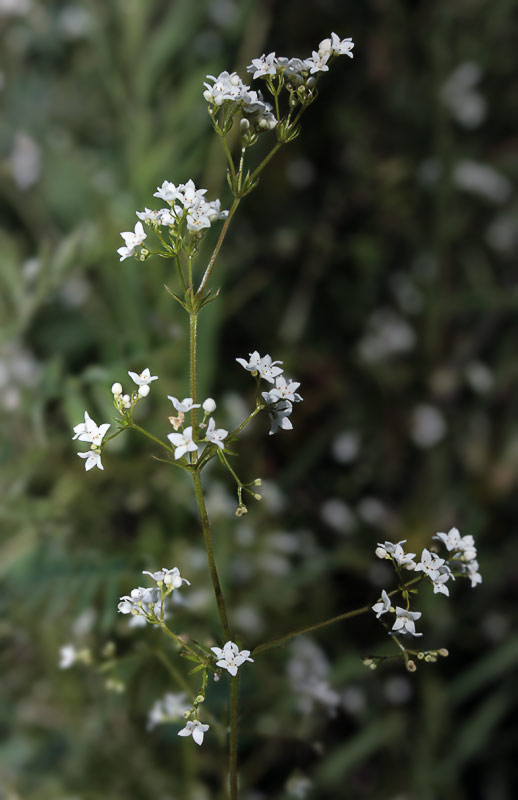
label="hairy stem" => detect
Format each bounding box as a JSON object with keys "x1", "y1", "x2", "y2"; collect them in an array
[{"x1": 189, "y1": 312, "x2": 199, "y2": 438}]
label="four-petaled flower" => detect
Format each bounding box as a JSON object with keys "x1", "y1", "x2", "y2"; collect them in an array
[
  {"x1": 415, "y1": 548, "x2": 445, "y2": 580},
  {"x1": 372, "y1": 589, "x2": 392, "y2": 619},
  {"x1": 268, "y1": 376, "x2": 303, "y2": 404},
  {"x1": 142, "y1": 567, "x2": 190, "y2": 588},
  {"x1": 178, "y1": 719, "x2": 209, "y2": 746},
  {"x1": 77, "y1": 450, "x2": 104, "y2": 471},
  {"x1": 167, "y1": 426, "x2": 198, "y2": 460},
  {"x1": 128, "y1": 368, "x2": 158, "y2": 387},
  {"x1": 211, "y1": 641, "x2": 254, "y2": 677},
  {"x1": 206, "y1": 418, "x2": 228, "y2": 449},
  {"x1": 168, "y1": 396, "x2": 201, "y2": 413},
  {"x1": 391, "y1": 607, "x2": 423, "y2": 637},
  {"x1": 72, "y1": 411, "x2": 110, "y2": 447},
  {"x1": 117, "y1": 221, "x2": 147, "y2": 261}
]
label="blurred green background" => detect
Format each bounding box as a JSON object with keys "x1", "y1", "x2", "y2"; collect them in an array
[{"x1": 1, "y1": 1, "x2": 517, "y2": 798}]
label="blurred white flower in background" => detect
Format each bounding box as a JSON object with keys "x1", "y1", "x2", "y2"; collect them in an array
[
  {"x1": 440, "y1": 62, "x2": 487, "y2": 128},
  {"x1": 411, "y1": 404, "x2": 447, "y2": 448},
  {"x1": 9, "y1": 132, "x2": 41, "y2": 190}
]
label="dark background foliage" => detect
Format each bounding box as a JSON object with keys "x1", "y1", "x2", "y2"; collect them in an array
[{"x1": 1, "y1": 1, "x2": 517, "y2": 799}]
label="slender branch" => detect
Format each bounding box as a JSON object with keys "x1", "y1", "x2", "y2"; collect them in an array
[
  {"x1": 252, "y1": 576, "x2": 424, "y2": 657},
  {"x1": 175, "y1": 254, "x2": 187, "y2": 292},
  {"x1": 192, "y1": 471, "x2": 232, "y2": 640},
  {"x1": 228, "y1": 404, "x2": 265, "y2": 440},
  {"x1": 222, "y1": 136, "x2": 237, "y2": 181},
  {"x1": 128, "y1": 422, "x2": 175, "y2": 456},
  {"x1": 196, "y1": 197, "x2": 240, "y2": 298},
  {"x1": 248, "y1": 141, "x2": 282, "y2": 185},
  {"x1": 229, "y1": 675, "x2": 239, "y2": 800},
  {"x1": 252, "y1": 603, "x2": 371, "y2": 657},
  {"x1": 159, "y1": 621, "x2": 200, "y2": 659}
]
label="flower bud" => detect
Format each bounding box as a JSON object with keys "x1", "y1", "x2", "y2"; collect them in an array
[
  {"x1": 138, "y1": 384, "x2": 150, "y2": 398},
  {"x1": 375, "y1": 546, "x2": 387, "y2": 560},
  {"x1": 111, "y1": 382, "x2": 123, "y2": 396},
  {"x1": 195, "y1": 695, "x2": 205, "y2": 704},
  {"x1": 253, "y1": 478, "x2": 262, "y2": 486},
  {"x1": 240, "y1": 118, "x2": 250, "y2": 131},
  {"x1": 253, "y1": 493, "x2": 262, "y2": 501},
  {"x1": 202, "y1": 397, "x2": 216, "y2": 413},
  {"x1": 438, "y1": 648, "x2": 449, "y2": 658}
]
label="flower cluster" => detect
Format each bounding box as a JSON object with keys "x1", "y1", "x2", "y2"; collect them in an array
[
  {"x1": 247, "y1": 33, "x2": 354, "y2": 80},
  {"x1": 117, "y1": 566, "x2": 190, "y2": 623},
  {"x1": 372, "y1": 529, "x2": 481, "y2": 639},
  {"x1": 203, "y1": 71, "x2": 278, "y2": 131},
  {"x1": 117, "y1": 179, "x2": 228, "y2": 262},
  {"x1": 167, "y1": 396, "x2": 228, "y2": 460},
  {"x1": 434, "y1": 527, "x2": 482, "y2": 587},
  {"x1": 211, "y1": 641, "x2": 254, "y2": 677},
  {"x1": 112, "y1": 367, "x2": 159, "y2": 410},
  {"x1": 236, "y1": 351, "x2": 303, "y2": 435}
]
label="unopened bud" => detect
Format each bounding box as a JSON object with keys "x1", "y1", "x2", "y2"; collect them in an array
[
  {"x1": 122, "y1": 394, "x2": 131, "y2": 405},
  {"x1": 438, "y1": 648, "x2": 449, "y2": 658},
  {"x1": 253, "y1": 493, "x2": 262, "y2": 501},
  {"x1": 375, "y1": 546, "x2": 387, "y2": 560},
  {"x1": 111, "y1": 382, "x2": 123, "y2": 396},
  {"x1": 202, "y1": 398, "x2": 216, "y2": 413},
  {"x1": 253, "y1": 478, "x2": 262, "y2": 486},
  {"x1": 138, "y1": 384, "x2": 150, "y2": 398},
  {"x1": 362, "y1": 658, "x2": 373, "y2": 667},
  {"x1": 183, "y1": 710, "x2": 190, "y2": 718},
  {"x1": 195, "y1": 695, "x2": 205, "y2": 704},
  {"x1": 240, "y1": 118, "x2": 250, "y2": 131}
]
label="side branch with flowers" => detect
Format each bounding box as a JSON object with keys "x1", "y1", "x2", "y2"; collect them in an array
[{"x1": 67, "y1": 34, "x2": 481, "y2": 799}]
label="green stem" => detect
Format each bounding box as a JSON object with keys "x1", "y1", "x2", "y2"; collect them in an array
[
  {"x1": 175, "y1": 254, "x2": 187, "y2": 292},
  {"x1": 229, "y1": 675, "x2": 239, "y2": 800},
  {"x1": 222, "y1": 136, "x2": 237, "y2": 181},
  {"x1": 253, "y1": 577, "x2": 424, "y2": 657},
  {"x1": 189, "y1": 312, "x2": 198, "y2": 438},
  {"x1": 248, "y1": 141, "x2": 282, "y2": 185},
  {"x1": 159, "y1": 621, "x2": 199, "y2": 659},
  {"x1": 129, "y1": 422, "x2": 175, "y2": 456},
  {"x1": 196, "y1": 197, "x2": 240, "y2": 298},
  {"x1": 192, "y1": 471, "x2": 232, "y2": 640},
  {"x1": 228, "y1": 405, "x2": 265, "y2": 439}
]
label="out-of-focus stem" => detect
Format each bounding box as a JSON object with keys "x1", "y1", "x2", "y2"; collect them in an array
[{"x1": 229, "y1": 675, "x2": 239, "y2": 800}]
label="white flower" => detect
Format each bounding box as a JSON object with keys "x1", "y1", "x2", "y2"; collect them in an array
[
  {"x1": 128, "y1": 367, "x2": 158, "y2": 387},
  {"x1": 372, "y1": 590, "x2": 392, "y2": 619},
  {"x1": 77, "y1": 450, "x2": 104, "y2": 471},
  {"x1": 257, "y1": 354, "x2": 284, "y2": 383},
  {"x1": 153, "y1": 180, "x2": 182, "y2": 203},
  {"x1": 168, "y1": 396, "x2": 201, "y2": 413},
  {"x1": 466, "y1": 560, "x2": 482, "y2": 587},
  {"x1": 117, "y1": 221, "x2": 147, "y2": 261},
  {"x1": 178, "y1": 719, "x2": 209, "y2": 746},
  {"x1": 167, "y1": 426, "x2": 198, "y2": 460},
  {"x1": 202, "y1": 397, "x2": 217, "y2": 413},
  {"x1": 268, "y1": 375, "x2": 303, "y2": 403},
  {"x1": 117, "y1": 586, "x2": 162, "y2": 618},
  {"x1": 431, "y1": 572, "x2": 450, "y2": 596},
  {"x1": 247, "y1": 52, "x2": 278, "y2": 79},
  {"x1": 142, "y1": 567, "x2": 190, "y2": 589},
  {"x1": 59, "y1": 644, "x2": 77, "y2": 669},
  {"x1": 377, "y1": 540, "x2": 417, "y2": 570},
  {"x1": 72, "y1": 411, "x2": 110, "y2": 446},
  {"x1": 391, "y1": 607, "x2": 423, "y2": 637},
  {"x1": 415, "y1": 548, "x2": 446, "y2": 581},
  {"x1": 306, "y1": 51, "x2": 330, "y2": 74},
  {"x1": 211, "y1": 641, "x2": 254, "y2": 677},
  {"x1": 263, "y1": 396, "x2": 294, "y2": 435},
  {"x1": 236, "y1": 350, "x2": 262, "y2": 373},
  {"x1": 322, "y1": 33, "x2": 354, "y2": 58},
  {"x1": 434, "y1": 527, "x2": 462, "y2": 551},
  {"x1": 205, "y1": 417, "x2": 228, "y2": 449}
]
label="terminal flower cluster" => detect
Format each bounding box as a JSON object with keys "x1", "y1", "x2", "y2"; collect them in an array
[
  {"x1": 167, "y1": 395, "x2": 228, "y2": 460},
  {"x1": 247, "y1": 33, "x2": 354, "y2": 80},
  {"x1": 372, "y1": 529, "x2": 482, "y2": 640},
  {"x1": 117, "y1": 566, "x2": 190, "y2": 622},
  {"x1": 236, "y1": 351, "x2": 303, "y2": 435}
]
